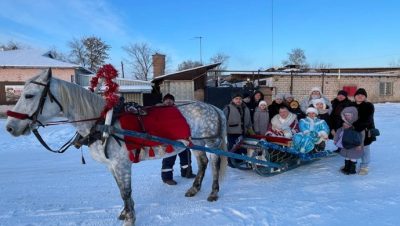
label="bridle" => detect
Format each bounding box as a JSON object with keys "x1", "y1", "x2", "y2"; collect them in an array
[
  {"x1": 6, "y1": 73, "x2": 63, "y2": 125},
  {"x1": 6, "y1": 73, "x2": 79, "y2": 153}
]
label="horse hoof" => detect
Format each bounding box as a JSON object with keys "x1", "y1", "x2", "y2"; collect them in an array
[
  {"x1": 185, "y1": 187, "x2": 199, "y2": 197},
  {"x1": 119, "y1": 211, "x2": 126, "y2": 220},
  {"x1": 207, "y1": 195, "x2": 218, "y2": 202},
  {"x1": 123, "y1": 218, "x2": 135, "y2": 226}
]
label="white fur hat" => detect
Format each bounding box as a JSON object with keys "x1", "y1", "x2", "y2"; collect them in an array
[
  {"x1": 312, "y1": 98, "x2": 327, "y2": 110},
  {"x1": 310, "y1": 87, "x2": 322, "y2": 94},
  {"x1": 306, "y1": 107, "x2": 318, "y2": 115},
  {"x1": 259, "y1": 100, "x2": 268, "y2": 107}
]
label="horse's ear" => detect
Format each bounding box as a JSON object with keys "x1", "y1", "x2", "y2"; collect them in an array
[
  {"x1": 47, "y1": 68, "x2": 52, "y2": 80},
  {"x1": 37, "y1": 68, "x2": 52, "y2": 83}
]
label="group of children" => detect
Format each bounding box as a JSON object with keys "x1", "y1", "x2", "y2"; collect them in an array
[{"x1": 224, "y1": 87, "x2": 376, "y2": 176}]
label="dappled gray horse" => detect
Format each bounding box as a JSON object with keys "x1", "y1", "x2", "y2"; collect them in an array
[{"x1": 5, "y1": 69, "x2": 227, "y2": 226}]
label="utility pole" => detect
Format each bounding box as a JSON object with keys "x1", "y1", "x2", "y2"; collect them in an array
[
  {"x1": 121, "y1": 61, "x2": 125, "y2": 78},
  {"x1": 194, "y1": 36, "x2": 203, "y2": 64}
]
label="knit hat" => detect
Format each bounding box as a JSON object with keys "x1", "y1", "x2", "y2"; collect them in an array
[
  {"x1": 163, "y1": 93, "x2": 175, "y2": 102},
  {"x1": 284, "y1": 93, "x2": 293, "y2": 100},
  {"x1": 310, "y1": 87, "x2": 322, "y2": 95},
  {"x1": 259, "y1": 100, "x2": 268, "y2": 107},
  {"x1": 231, "y1": 92, "x2": 243, "y2": 99},
  {"x1": 337, "y1": 90, "x2": 348, "y2": 97},
  {"x1": 306, "y1": 107, "x2": 318, "y2": 115},
  {"x1": 354, "y1": 88, "x2": 367, "y2": 98},
  {"x1": 275, "y1": 93, "x2": 284, "y2": 100}
]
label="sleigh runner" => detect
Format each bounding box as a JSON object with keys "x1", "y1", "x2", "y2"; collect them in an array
[{"x1": 228, "y1": 135, "x2": 335, "y2": 176}]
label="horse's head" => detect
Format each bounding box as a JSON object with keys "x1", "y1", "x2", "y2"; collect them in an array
[{"x1": 5, "y1": 69, "x2": 63, "y2": 136}]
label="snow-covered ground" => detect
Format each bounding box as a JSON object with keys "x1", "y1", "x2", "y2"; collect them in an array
[{"x1": 1, "y1": 103, "x2": 399, "y2": 226}]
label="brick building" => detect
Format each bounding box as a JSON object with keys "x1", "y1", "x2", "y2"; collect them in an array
[
  {"x1": 0, "y1": 49, "x2": 152, "y2": 115},
  {"x1": 225, "y1": 67, "x2": 400, "y2": 104}
]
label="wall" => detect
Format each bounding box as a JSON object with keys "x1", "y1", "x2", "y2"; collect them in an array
[
  {"x1": 272, "y1": 75, "x2": 400, "y2": 103},
  {"x1": 0, "y1": 68, "x2": 75, "y2": 82},
  {"x1": 0, "y1": 67, "x2": 76, "y2": 113},
  {"x1": 122, "y1": 93, "x2": 143, "y2": 105},
  {"x1": 160, "y1": 80, "x2": 194, "y2": 102}
]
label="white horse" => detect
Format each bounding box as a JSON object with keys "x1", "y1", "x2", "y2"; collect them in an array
[{"x1": 5, "y1": 69, "x2": 228, "y2": 226}]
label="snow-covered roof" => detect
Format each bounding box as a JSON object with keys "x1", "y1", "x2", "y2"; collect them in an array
[
  {"x1": 0, "y1": 49, "x2": 79, "y2": 68},
  {"x1": 118, "y1": 85, "x2": 152, "y2": 93},
  {"x1": 230, "y1": 71, "x2": 400, "y2": 77}
]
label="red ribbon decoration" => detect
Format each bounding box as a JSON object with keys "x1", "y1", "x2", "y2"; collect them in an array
[{"x1": 89, "y1": 64, "x2": 120, "y2": 118}]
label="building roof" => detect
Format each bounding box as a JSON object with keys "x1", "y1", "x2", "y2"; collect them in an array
[
  {"x1": 0, "y1": 49, "x2": 79, "y2": 68},
  {"x1": 152, "y1": 62, "x2": 221, "y2": 82},
  {"x1": 79, "y1": 74, "x2": 153, "y2": 93}
]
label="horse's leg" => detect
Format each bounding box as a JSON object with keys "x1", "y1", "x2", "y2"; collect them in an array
[
  {"x1": 207, "y1": 154, "x2": 221, "y2": 201},
  {"x1": 185, "y1": 150, "x2": 208, "y2": 197},
  {"x1": 110, "y1": 159, "x2": 135, "y2": 226}
]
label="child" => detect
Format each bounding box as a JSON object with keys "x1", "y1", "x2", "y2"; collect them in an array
[
  {"x1": 334, "y1": 106, "x2": 365, "y2": 175},
  {"x1": 293, "y1": 107, "x2": 330, "y2": 153},
  {"x1": 253, "y1": 100, "x2": 269, "y2": 135},
  {"x1": 312, "y1": 98, "x2": 330, "y2": 124}
]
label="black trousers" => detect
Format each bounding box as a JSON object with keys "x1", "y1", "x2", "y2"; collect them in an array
[{"x1": 161, "y1": 149, "x2": 191, "y2": 180}]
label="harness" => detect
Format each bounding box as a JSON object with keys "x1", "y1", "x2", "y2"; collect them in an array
[{"x1": 6, "y1": 72, "x2": 92, "y2": 153}]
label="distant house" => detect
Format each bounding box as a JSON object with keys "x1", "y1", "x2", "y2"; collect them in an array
[
  {"x1": 75, "y1": 74, "x2": 152, "y2": 104},
  {"x1": 0, "y1": 49, "x2": 152, "y2": 115},
  {"x1": 150, "y1": 53, "x2": 220, "y2": 104},
  {"x1": 0, "y1": 49, "x2": 91, "y2": 106}
]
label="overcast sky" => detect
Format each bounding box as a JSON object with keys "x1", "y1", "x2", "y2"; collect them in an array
[{"x1": 1, "y1": 0, "x2": 400, "y2": 74}]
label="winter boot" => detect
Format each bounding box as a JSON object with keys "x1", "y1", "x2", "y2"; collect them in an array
[
  {"x1": 163, "y1": 179, "x2": 177, "y2": 185},
  {"x1": 347, "y1": 161, "x2": 357, "y2": 175},
  {"x1": 162, "y1": 171, "x2": 177, "y2": 185},
  {"x1": 340, "y1": 159, "x2": 351, "y2": 174},
  {"x1": 181, "y1": 166, "x2": 196, "y2": 179}
]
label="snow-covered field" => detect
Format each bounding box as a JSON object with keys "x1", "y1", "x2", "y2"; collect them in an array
[{"x1": 1, "y1": 103, "x2": 399, "y2": 226}]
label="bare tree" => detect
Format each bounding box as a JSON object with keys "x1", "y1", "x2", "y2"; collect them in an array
[
  {"x1": 313, "y1": 61, "x2": 333, "y2": 69},
  {"x1": 0, "y1": 41, "x2": 23, "y2": 50},
  {"x1": 83, "y1": 36, "x2": 110, "y2": 72},
  {"x1": 48, "y1": 46, "x2": 69, "y2": 62},
  {"x1": 68, "y1": 36, "x2": 110, "y2": 72},
  {"x1": 178, "y1": 60, "x2": 202, "y2": 71},
  {"x1": 68, "y1": 38, "x2": 87, "y2": 67},
  {"x1": 389, "y1": 59, "x2": 400, "y2": 67},
  {"x1": 209, "y1": 52, "x2": 229, "y2": 71},
  {"x1": 282, "y1": 48, "x2": 308, "y2": 69},
  {"x1": 123, "y1": 42, "x2": 154, "y2": 80}
]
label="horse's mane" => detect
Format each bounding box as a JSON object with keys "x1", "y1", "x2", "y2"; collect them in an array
[{"x1": 54, "y1": 78, "x2": 106, "y2": 118}]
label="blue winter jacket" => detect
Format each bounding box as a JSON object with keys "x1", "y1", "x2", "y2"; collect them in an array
[
  {"x1": 293, "y1": 117, "x2": 330, "y2": 153},
  {"x1": 299, "y1": 117, "x2": 330, "y2": 137}
]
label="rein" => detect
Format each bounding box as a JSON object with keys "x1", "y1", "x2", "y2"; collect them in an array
[{"x1": 6, "y1": 74, "x2": 99, "y2": 154}]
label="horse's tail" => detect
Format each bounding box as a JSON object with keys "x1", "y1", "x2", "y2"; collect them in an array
[{"x1": 214, "y1": 106, "x2": 228, "y2": 181}]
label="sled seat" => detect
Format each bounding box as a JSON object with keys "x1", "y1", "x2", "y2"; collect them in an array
[{"x1": 246, "y1": 134, "x2": 292, "y2": 147}]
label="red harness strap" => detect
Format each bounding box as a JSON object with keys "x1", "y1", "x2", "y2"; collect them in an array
[{"x1": 6, "y1": 110, "x2": 30, "y2": 120}]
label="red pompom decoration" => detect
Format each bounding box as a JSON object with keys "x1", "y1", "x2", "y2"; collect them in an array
[
  {"x1": 148, "y1": 147, "x2": 155, "y2": 157},
  {"x1": 165, "y1": 145, "x2": 174, "y2": 153}
]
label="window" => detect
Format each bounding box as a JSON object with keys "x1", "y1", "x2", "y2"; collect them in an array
[{"x1": 379, "y1": 82, "x2": 393, "y2": 96}]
